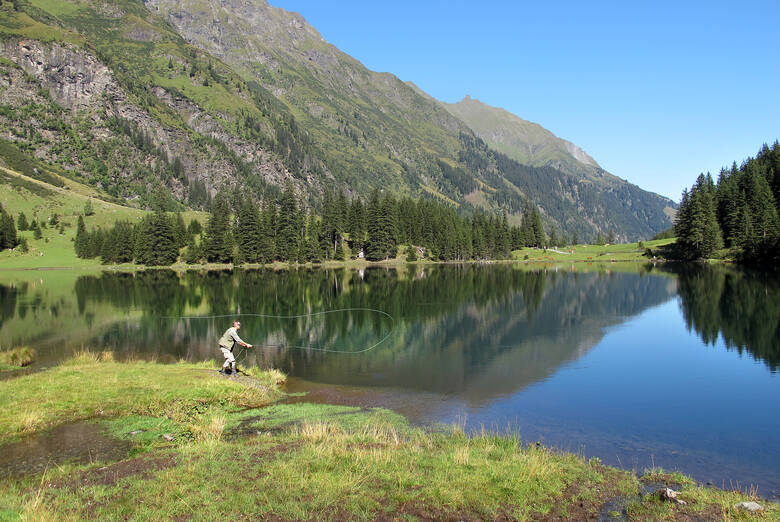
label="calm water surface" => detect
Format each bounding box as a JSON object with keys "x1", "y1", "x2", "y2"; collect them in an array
[{"x1": 1, "y1": 264, "x2": 778, "y2": 498}]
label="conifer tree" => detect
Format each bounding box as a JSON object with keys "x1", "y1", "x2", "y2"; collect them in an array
[
  {"x1": 75, "y1": 216, "x2": 87, "y2": 258},
  {"x1": 203, "y1": 193, "x2": 233, "y2": 263},
  {"x1": 531, "y1": 206, "x2": 545, "y2": 248},
  {"x1": 17, "y1": 212, "x2": 28, "y2": 232},
  {"x1": 135, "y1": 212, "x2": 178, "y2": 266},
  {"x1": 406, "y1": 243, "x2": 417, "y2": 262},
  {"x1": 275, "y1": 183, "x2": 299, "y2": 261},
  {"x1": 173, "y1": 213, "x2": 188, "y2": 248},
  {"x1": 184, "y1": 234, "x2": 201, "y2": 264},
  {"x1": 0, "y1": 206, "x2": 17, "y2": 250},
  {"x1": 305, "y1": 214, "x2": 323, "y2": 262},
  {"x1": 32, "y1": 220, "x2": 42, "y2": 240},
  {"x1": 236, "y1": 199, "x2": 262, "y2": 264},
  {"x1": 258, "y1": 195, "x2": 276, "y2": 263},
  {"x1": 348, "y1": 198, "x2": 366, "y2": 257}
]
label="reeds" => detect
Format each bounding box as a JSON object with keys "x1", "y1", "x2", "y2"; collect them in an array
[{"x1": 0, "y1": 346, "x2": 36, "y2": 367}]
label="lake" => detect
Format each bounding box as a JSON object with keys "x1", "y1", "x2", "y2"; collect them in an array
[{"x1": 1, "y1": 263, "x2": 778, "y2": 498}]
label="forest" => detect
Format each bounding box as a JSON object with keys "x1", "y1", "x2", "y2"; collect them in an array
[
  {"x1": 73, "y1": 185, "x2": 553, "y2": 266},
  {"x1": 674, "y1": 142, "x2": 780, "y2": 263}
]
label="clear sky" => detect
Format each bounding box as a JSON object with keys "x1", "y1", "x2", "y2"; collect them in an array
[{"x1": 269, "y1": 0, "x2": 779, "y2": 202}]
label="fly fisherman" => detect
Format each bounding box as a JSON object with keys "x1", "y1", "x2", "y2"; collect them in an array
[{"x1": 218, "y1": 320, "x2": 252, "y2": 375}]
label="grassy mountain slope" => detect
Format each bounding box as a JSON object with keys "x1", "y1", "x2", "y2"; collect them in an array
[
  {"x1": 0, "y1": 0, "x2": 675, "y2": 241},
  {"x1": 142, "y1": 0, "x2": 676, "y2": 240},
  {"x1": 144, "y1": 0, "x2": 469, "y2": 195},
  {"x1": 443, "y1": 95, "x2": 604, "y2": 181}
]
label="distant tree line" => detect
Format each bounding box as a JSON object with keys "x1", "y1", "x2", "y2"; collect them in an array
[
  {"x1": 75, "y1": 210, "x2": 191, "y2": 265},
  {"x1": 74, "y1": 183, "x2": 566, "y2": 266},
  {"x1": 674, "y1": 142, "x2": 780, "y2": 263}
]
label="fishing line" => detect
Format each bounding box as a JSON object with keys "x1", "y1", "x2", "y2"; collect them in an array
[{"x1": 160, "y1": 308, "x2": 395, "y2": 355}]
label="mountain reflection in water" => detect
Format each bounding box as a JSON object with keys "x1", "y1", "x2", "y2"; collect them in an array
[{"x1": 1, "y1": 264, "x2": 779, "y2": 496}]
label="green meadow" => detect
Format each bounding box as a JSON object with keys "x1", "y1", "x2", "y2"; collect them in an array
[{"x1": 0, "y1": 356, "x2": 774, "y2": 520}]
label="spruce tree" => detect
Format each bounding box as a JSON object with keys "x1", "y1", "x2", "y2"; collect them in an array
[
  {"x1": 203, "y1": 193, "x2": 233, "y2": 263},
  {"x1": 17, "y1": 212, "x2": 28, "y2": 232},
  {"x1": 75, "y1": 216, "x2": 87, "y2": 257},
  {"x1": 0, "y1": 207, "x2": 17, "y2": 250},
  {"x1": 236, "y1": 199, "x2": 261, "y2": 264},
  {"x1": 348, "y1": 197, "x2": 366, "y2": 257},
  {"x1": 531, "y1": 206, "x2": 545, "y2": 248},
  {"x1": 258, "y1": 195, "x2": 276, "y2": 263},
  {"x1": 173, "y1": 213, "x2": 188, "y2": 248},
  {"x1": 305, "y1": 214, "x2": 323, "y2": 262},
  {"x1": 406, "y1": 243, "x2": 417, "y2": 262},
  {"x1": 32, "y1": 220, "x2": 42, "y2": 240},
  {"x1": 275, "y1": 183, "x2": 298, "y2": 261}
]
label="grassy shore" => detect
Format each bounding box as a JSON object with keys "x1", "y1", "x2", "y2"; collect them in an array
[{"x1": 0, "y1": 358, "x2": 775, "y2": 520}]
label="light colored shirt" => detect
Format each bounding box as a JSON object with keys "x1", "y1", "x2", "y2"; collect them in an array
[{"x1": 218, "y1": 327, "x2": 245, "y2": 349}]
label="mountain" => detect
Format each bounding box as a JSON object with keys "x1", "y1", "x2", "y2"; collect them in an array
[
  {"x1": 443, "y1": 95, "x2": 603, "y2": 181},
  {"x1": 0, "y1": 0, "x2": 675, "y2": 241}
]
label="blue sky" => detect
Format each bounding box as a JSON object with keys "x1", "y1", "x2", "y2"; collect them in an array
[{"x1": 270, "y1": 1, "x2": 779, "y2": 201}]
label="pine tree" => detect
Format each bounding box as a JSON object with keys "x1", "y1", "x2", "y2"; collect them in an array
[
  {"x1": 32, "y1": 220, "x2": 42, "y2": 240},
  {"x1": 203, "y1": 193, "x2": 233, "y2": 263},
  {"x1": 17, "y1": 212, "x2": 28, "y2": 232},
  {"x1": 305, "y1": 214, "x2": 323, "y2": 262},
  {"x1": 258, "y1": 195, "x2": 276, "y2": 263},
  {"x1": 531, "y1": 206, "x2": 545, "y2": 248},
  {"x1": 0, "y1": 206, "x2": 17, "y2": 250},
  {"x1": 75, "y1": 216, "x2": 87, "y2": 257},
  {"x1": 83, "y1": 199, "x2": 95, "y2": 216},
  {"x1": 366, "y1": 189, "x2": 388, "y2": 261},
  {"x1": 173, "y1": 213, "x2": 188, "y2": 248},
  {"x1": 275, "y1": 183, "x2": 298, "y2": 261},
  {"x1": 348, "y1": 197, "x2": 366, "y2": 257},
  {"x1": 184, "y1": 234, "x2": 201, "y2": 264},
  {"x1": 236, "y1": 199, "x2": 262, "y2": 264},
  {"x1": 135, "y1": 212, "x2": 178, "y2": 266}
]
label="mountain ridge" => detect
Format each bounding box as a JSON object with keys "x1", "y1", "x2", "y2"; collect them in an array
[
  {"x1": 443, "y1": 95, "x2": 606, "y2": 181},
  {"x1": 0, "y1": 0, "x2": 675, "y2": 241}
]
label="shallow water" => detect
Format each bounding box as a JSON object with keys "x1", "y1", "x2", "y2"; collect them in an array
[
  {"x1": 0, "y1": 422, "x2": 130, "y2": 478},
  {"x1": 0, "y1": 264, "x2": 778, "y2": 497}
]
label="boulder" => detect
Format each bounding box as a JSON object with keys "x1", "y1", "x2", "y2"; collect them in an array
[
  {"x1": 735, "y1": 501, "x2": 763, "y2": 513},
  {"x1": 657, "y1": 488, "x2": 687, "y2": 506}
]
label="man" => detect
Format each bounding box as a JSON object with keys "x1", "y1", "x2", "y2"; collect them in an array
[{"x1": 218, "y1": 320, "x2": 252, "y2": 375}]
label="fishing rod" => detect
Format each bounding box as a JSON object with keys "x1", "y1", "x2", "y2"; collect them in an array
[{"x1": 162, "y1": 307, "x2": 396, "y2": 355}]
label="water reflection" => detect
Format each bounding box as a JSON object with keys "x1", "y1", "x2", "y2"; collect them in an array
[
  {"x1": 2, "y1": 264, "x2": 779, "y2": 496},
  {"x1": 668, "y1": 266, "x2": 780, "y2": 371},
  {"x1": 2, "y1": 265, "x2": 778, "y2": 376}
]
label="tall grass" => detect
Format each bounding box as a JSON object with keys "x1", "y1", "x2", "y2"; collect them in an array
[{"x1": 0, "y1": 346, "x2": 36, "y2": 367}]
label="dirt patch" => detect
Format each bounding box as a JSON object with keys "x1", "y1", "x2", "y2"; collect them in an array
[
  {"x1": 535, "y1": 466, "x2": 636, "y2": 521},
  {"x1": 64, "y1": 454, "x2": 176, "y2": 488},
  {"x1": 250, "y1": 441, "x2": 302, "y2": 462},
  {"x1": 375, "y1": 502, "x2": 509, "y2": 522}
]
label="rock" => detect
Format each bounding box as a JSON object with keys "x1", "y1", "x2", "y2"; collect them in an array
[
  {"x1": 657, "y1": 488, "x2": 687, "y2": 506},
  {"x1": 735, "y1": 501, "x2": 763, "y2": 513},
  {"x1": 162, "y1": 433, "x2": 175, "y2": 441},
  {"x1": 129, "y1": 429, "x2": 145, "y2": 435}
]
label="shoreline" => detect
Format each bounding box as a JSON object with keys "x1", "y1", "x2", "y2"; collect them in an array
[{"x1": 0, "y1": 358, "x2": 776, "y2": 520}]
